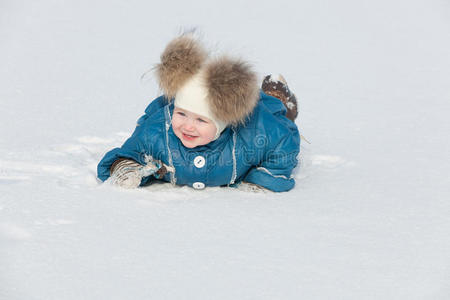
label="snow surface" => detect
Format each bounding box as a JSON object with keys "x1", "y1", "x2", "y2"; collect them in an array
[{"x1": 1, "y1": 0, "x2": 450, "y2": 299}]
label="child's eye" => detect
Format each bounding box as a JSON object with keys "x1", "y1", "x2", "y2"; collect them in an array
[
  {"x1": 177, "y1": 112, "x2": 186, "y2": 117},
  {"x1": 197, "y1": 118, "x2": 207, "y2": 123}
]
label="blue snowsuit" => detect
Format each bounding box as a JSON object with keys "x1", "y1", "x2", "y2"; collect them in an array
[{"x1": 97, "y1": 91, "x2": 300, "y2": 192}]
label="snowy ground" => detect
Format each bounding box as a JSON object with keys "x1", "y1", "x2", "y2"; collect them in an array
[{"x1": 1, "y1": 0, "x2": 450, "y2": 299}]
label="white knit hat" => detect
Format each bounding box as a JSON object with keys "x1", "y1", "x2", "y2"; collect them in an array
[
  {"x1": 156, "y1": 34, "x2": 259, "y2": 128},
  {"x1": 174, "y1": 71, "x2": 228, "y2": 140}
]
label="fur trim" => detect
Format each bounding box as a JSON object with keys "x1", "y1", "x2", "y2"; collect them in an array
[
  {"x1": 155, "y1": 34, "x2": 208, "y2": 99},
  {"x1": 204, "y1": 57, "x2": 259, "y2": 125}
]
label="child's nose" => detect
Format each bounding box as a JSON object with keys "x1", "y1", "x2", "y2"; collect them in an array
[{"x1": 183, "y1": 118, "x2": 195, "y2": 130}]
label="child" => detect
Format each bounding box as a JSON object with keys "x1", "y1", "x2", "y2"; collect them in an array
[{"x1": 97, "y1": 34, "x2": 300, "y2": 192}]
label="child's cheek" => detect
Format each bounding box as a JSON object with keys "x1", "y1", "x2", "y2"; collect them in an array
[
  {"x1": 171, "y1": 118, "x2": 181, "y2": 131},
  {"x1": 207, "y1": 124, "x2": 217, "y2": 140},
  {"x1": 200, "y1": 130, "x2": 214, "y2": 145}
]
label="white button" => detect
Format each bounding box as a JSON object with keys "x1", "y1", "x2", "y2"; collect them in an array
[
  {"x1": 194, "y1": 155, "x2": 206, "y2": 168},
  {"x1": 192, "y1": 182, "x2": 205, "y2": 190}
]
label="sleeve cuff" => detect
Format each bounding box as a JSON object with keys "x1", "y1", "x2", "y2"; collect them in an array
[{"x1": 244, "y1": 167, "x2": 295, "y2": 192}]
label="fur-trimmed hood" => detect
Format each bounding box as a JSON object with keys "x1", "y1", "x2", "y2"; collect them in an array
[{"x1": 155, "y1": 34, "x2": 259, "y2": 125}]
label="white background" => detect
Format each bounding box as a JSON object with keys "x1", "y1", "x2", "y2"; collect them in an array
[{"x1": 1, "y1": 0, "x2": 449, "y2": 299}]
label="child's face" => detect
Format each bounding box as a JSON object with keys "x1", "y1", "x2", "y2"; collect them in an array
[{"x1": 172, "y1": 107, "x2": 217, "y2": 148}]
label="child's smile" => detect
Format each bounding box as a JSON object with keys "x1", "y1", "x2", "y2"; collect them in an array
[
  {"x1": 172, "y1": 107, "x2": 217, "y2": 148},
  {"x1": 182, "y1": 132, "x2": 198, "y2": 140}
]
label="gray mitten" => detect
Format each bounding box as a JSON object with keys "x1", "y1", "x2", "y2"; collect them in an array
[
  {"x1": 109, "y1": 158, "x2": 167, "y2": 189},
  {"x1": 236, "y1": 181, "x2": 268, "y2": 193}
]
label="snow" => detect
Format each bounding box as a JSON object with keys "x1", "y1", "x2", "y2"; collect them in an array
[
  {"x1": 1, "y1": 0, "x2": 450, "y2": 299},
  {"x1": 286, "y1": 101, "x2": 296, "y2": 110}
]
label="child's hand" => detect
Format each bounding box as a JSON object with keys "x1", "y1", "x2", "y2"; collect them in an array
[{"x1": 109, "y1": 158, "x2": 163, "y2": 189}]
